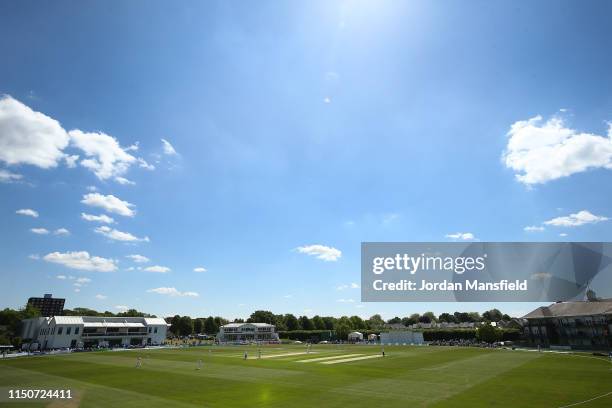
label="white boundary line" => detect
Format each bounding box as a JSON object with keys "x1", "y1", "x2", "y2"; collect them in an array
[{"x1": 557, "y1": 391, "x2": 612, "y2": 408}]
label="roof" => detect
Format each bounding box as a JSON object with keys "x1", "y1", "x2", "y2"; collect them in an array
[
  {"x1": 221, "y1": 322, "x2": 274, "y2": 328},
  {"x1": 523, "y1": 300, "x2": 612, "y2": 319},
  {"x1": 143, "y1": 318, "x2": 169, "y2": 326},
  {"x1": 44, "y1": 316, "x2": 167, "y2": 326},
  {"x1": 52, "y1": 316, "x2": 84, "y2": 324}
]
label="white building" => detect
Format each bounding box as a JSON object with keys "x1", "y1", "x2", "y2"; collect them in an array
[
  {"x1": 348, "y1": 331, "x2": 364, "y2": 342},
  {"x1": 21, "y1": 316, "x2": 169, "y2": 349},
  {"x1": 217, "y1": 322, "x2": 279, "y2": 343}
]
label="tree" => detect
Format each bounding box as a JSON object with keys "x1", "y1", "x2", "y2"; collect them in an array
[
  {"x1": 422, "y1": 311, "x2": 437, "y2": 323},
  {"x1": 204, "y1": 316, "x2": 218, "y2": 334},
  {"x1": 482, "y1": 309, "x2": 503, "y2": 322},
  {"x1": 248, "y1": 310, "x2": 276, "y2": 325},
  {"x1": 387, "y1": 316, "x2": 402, "y2": 324},
  {"x1": 274, "y1": 314, "x2": 287, "y2": 331},
  {"x1": 366, "y1": 314, "x2": 385, "y2": 330},
  {"x1": 335, "y1": 317, "x2": 352, "y2": 340},
  {"x1": 312, "y1": 315, "x2": 326, "y2": 330},
  {"x1": 178, "y1": 316, "x2": 193, "y2": 336},
  {"x1": 170, "y1": 315, "x2": 181, "y2": 335},
  {"x1": 454, "y1": 312, "x2": 470, "y2": 323},
  {"x1": 403, "y1": 313, "x2": 420, "y2": 326},
  {"x1": 193, "y1": 318, "x2": 203, "y2": 334},
  {"x1": 285, "y1": 314, "x2": 300, "y2": 331},
  {"x1": 468, "y1": 312, "x2": 482, "y2": 322},
  {"x1": 299, "y1": 316, "x2": 314, "y2": 330},
  {"x1": 438, "y1": 313, "x2": 457, "y2": 323},
  {"x1": 419, "y1": 314, "x2": 432, "y2": 323},
  {"x1": 22, "y1": 303, "x2": 41, "y2": 319},
  {"x1": 477, "y1": 323, "x2": 501, "y2": 343},
  {"x1": 117, "y1": 308, "x2": 153, "y2": 318},
  {"x1": 349, "y1": 315, "x2": 365, "y2": 329},
  {"x1": 322, "y1": 316, "x2": 336, "y2": 331}
]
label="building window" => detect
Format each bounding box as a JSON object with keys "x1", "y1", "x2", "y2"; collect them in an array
[
  {"x1": 148, "y1": 327, "x2": 152, "y2": 333},
  {"x1": 57, "y1": 327, "x2": 63, "y2": 335},
  {"x1": 75, "y1": 327, "x2": 79, "y2": 335},
  {"x1": 67, "y1": 327, "x2": 71, "y2": 335},
  {"x1": 154, "y1": 327, "x2": 158, "y2": 334}
]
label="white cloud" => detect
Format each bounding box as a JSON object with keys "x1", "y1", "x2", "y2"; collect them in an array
[
  {"x1": 161, "y1": 138, "x2": 178, "y2": 155},
  {"x1": 30, "y1": 227, "x2": 49, "y2": 235},
  {"x1": 324, "y1": 97, "x2": 331, "y2": 104},
  {"x1": 0, "y1": 97, "x2": 148, "y2": 182},
  {"x1": 445, "y1": 232, "x2": 477, "y2": 241},
  {"x1": 296, "y1": 244, "x2": 342, "y2": 261},
  {"x1": 16, "y1": 208, "x2": 38, "y2": 218},
  {"x1": 337, "y1": 298, "x2": 355, "y2": 303},
  {"x1": 544, "y1": 210, "x2": 608, "y2": 227},
  {"x1": 524, "y1": 225, "x2": 545, "y2": 232},
  {"x1": 147, "y1": 287, "x2": 198, "y2": 297},
  {"x1": 126, "y1": 254, "x2": 150, "y2": 263},
  {"x1": 143, "y1": 265, "x2": 171, "y2": 273},
  {"x1": 95, "y1": 294, "x2": 107, "y2": 300},
  {"x1": 283, "y1": 294, "x2": 292, "y2": 298},
  {"x1": 74, "y1": 288, "x2": 80, "y2": 293},
  {"x1": 81, "y1": 213, "x2": 115, "y2": 224},
  {"x1": 193, "y1": 266, "x2": 207, "y2": 273},
  {"x1": 94, "y1": 225, "x2": 149, "y2": 242},
  {"x1": 81, "y1": 193, "x2": 135, "y2": 217},
  {"x1": 137, "y1": 158, "x2": 155, "y2": 170},
  {"x1": 53, "y1": 228, "x2": 70, "y2": 236},
  {"x1": 64, "y1": 154, "x2": 79, "y2": 168},
  {"x1": 0, "y1": 95, "x2": 70, "y2": 169},
  {"x1": 115, "y1": 305, "x2": 128, "y2": 310},
  {"x1": 382, "y1": 213, "x2": 400, "y2": 225},
  {"x1": 337, "y1": 282, "x2": 360, "y2": 291},
  {"x1": 28, "y1": 254, "x2": 40, "y2": 260},
  {"x1": 43, "y1": 251, "x2": 118, "y2": 272},
  {"x1": 0, "y1": 169, "x2": 23, "y2": 183},
  {"x1": 56, "y1": 275, "x2": 67, "y2": 280},
  {"x1": 115, "y1": 176, "x2": 135, "y2": 185},
  {"x1": 503, "y1": 115, "x2": 612, "y2": 185},
  {"x1": 69, "y1": 129, "x2": 137, "y2": 180},
  {"x1": 560, "y1": 233, "x2": 568, "y2": 237},
  {"x1": 86, "y1": 185, "x2": 98, "y2": 192}
]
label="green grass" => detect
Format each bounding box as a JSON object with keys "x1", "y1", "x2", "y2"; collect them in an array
[{"x1": 0, "y1": 345, "x2": 610, "y2": 407}]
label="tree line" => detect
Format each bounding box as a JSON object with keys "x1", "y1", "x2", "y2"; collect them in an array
[
  {"x1": 0, "y1": 303, "x2": 515, "y2": 345},
  {"x1": 165, "y1": 308, "x2": 514, "y2": 338}
]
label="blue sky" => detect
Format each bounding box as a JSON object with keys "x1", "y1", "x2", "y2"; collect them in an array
[{"x1": 2, "y1": 0, "x2": 612, "y2": 320}]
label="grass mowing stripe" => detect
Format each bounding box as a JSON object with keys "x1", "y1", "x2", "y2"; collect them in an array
[
  {"x1": 296, "y1": 354, "x2": 365, "y2": 363},
  {"x1": 1, "y1": 364, "x2": 201, "y2": 408},
  {"x1": 2, "y1": 345, "x2": 609, "y2": 407},
  {"x1": 321, "y1": 355, "x2": 383, "y2": 365},
  {"x1": 259, "y1": 352, "x2": 317, "y2": 359}
]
